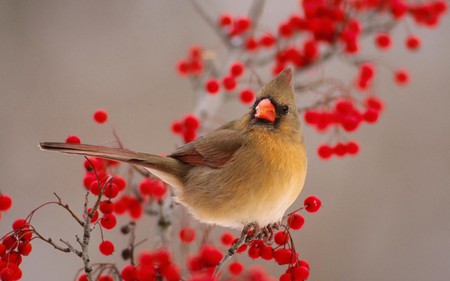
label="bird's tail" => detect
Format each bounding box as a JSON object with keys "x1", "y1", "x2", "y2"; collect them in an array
[{"x1": 39, "y1": 142, "x2": 187, "y2": 188}]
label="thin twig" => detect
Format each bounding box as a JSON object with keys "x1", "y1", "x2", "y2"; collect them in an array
[
  {"x1": 213, "y1": 224, "x2": 253, "y2": 278},
  {"x1": 31, "y1": 225, "x2": 71, "y2": 254},
  {"x1": 53, "y1": 193, "x2": 84, "y2": 226},
  {"x1": 60, "y1": 239, "x2": 82, "y2": 257}
]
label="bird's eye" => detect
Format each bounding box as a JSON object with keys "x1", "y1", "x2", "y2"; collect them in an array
[{"x1": 281, "y1": 105, "x2": 289, "y2": 115}]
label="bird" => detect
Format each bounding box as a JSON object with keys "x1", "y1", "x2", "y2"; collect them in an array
[{"x1": 39, "y1": 68, "x2": 307, "y2": 229}]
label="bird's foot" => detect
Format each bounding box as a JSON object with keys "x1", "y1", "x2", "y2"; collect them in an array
[{"x1": 259, "y1": 222, "x2": 280, "y2": 244}]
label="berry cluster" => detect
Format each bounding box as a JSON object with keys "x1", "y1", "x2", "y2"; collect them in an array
[
  {"x1": 139, "y1": 178, "x2": 167, "y2": 202},
  {"x1": 317, "y1": 141, "x2": 360, "y2": 159},
  {"x1": 172, "y1": 0, "x2": 446, "y2": 158},
  {"x1": 176, "y1": 46, "x2": 204, "y2": 77},
  {"x1": 121, "y1": 249, "x2": 181, "y2": 281},
  {"x1": 171, "y1": 114, "x2": 200, "y2": 143},
  {"x1": 304, "y1": 97, "x2": 381, "y2": 132},
  {"x1": 0, "y1": 219, "x2": 33, "y2": 281},
  {"x1": 172, "y1": 60, "x2": 257, "y2": 142},
  {"x1": 234, "y1": 196, "x2": 321, "y2": 281}
]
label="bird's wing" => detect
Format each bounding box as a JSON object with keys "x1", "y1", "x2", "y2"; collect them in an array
[{"x1": 169, "y1": 121, "x2": 244, "y2": 168}]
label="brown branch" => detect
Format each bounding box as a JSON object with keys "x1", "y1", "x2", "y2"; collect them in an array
[
  {"x1": 53, "y1": 193, "x2": 84, "y2": 227},
  {"x1": 213, "y1": 223, "x2": 254, "y2": 278},
  {"x1": 60, "y1": 239, "x2": 82, "y2": 257},
  {"x1": 31, "y1": 225, "x2": 72, "y2": 254}
]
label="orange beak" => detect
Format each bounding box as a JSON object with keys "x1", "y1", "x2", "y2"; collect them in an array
[{"x1": 255, "y1": 98, "x2": 276, "y2": 123}]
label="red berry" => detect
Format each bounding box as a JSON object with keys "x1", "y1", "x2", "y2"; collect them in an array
[
  {"x1": 246, "y1": 37, "x2": 259, "y2": 51},
  {"x1": 273, "y1": 248, "x2": 292, "y2": 265},
  {"x1": 365, "y1": 96, "x2": 384, "y2": 112},
  {"x1": 171, "y1": 121, "x2": 183, "y2": 134},
  {"x1": 179, "y1": 227, "x2": 196, "y2": 243},
  {"x1": 260, "y1": 245, "x2": 274, "y2": 260},
  {"x1": 230, "y1": 62, "x2": 245, "y2": 77},
  {"x1": 6, "y1": 251, "x2": 22, "y2": 265},
  {"x1": 66, "y1": 135, "x2": 81, "y2": 144},
  {"x1": 0, "y1": 194, "x2": 12, "y2": 211},
  {"x1": 99, "y1": 240, "x2": 114, "y2": 256},
  {"x1": 229, "y1": 261, "x2": 243, "y2": 275},
  {"x1": 304, "y1": 110, "x2": 318, "y2": 124},
  {"x1": 363, "y1": 108, "x2": 379, "y2": 123},
  {"x1": 112, "y1": 175, "x2": 126, "y2": 191},
  {"x1": 129, "y1": 199, "x2": 143, "y2": 220},
  {"x1": 89, "y1": 181, "x2": 101, "y2": 196},
  {"x1": 149, "y1": 181, "x2": 167, "y2": 201},
  {"x1": 99, "y1": 200, "x2": 115, "y2": 214},
  {"x1": 183, "y1": 130, "x2": 197, "y2": 143},
  {"x1": 304, "y1": 195, "x2": 322, "y2": 213},
  {"x1": 93, "y1": 109, "x2": 108, "y2": 124},
  {"x1": 17, "y1": 242, "x2": 31, "y2": 256},
  {"x1": 98, "y1": 275, "x2": 114, "y2": 281},
  {"x1": 205, "y1": 78, "x2": 220, "y2": 94},
  {"x1": 190, "y1": 60, "x2": 203, "y2": 75},
  {"x1": 359, "y1": 63, "x2": 375, "y2": 81},
  {"x1": 121, "y1": 264, "x2": 138, "y2": 281},
  {"x1": 104, "y1": 183, "x2": 119, "y2": 199},
  {"x1": 259, "y1": 33, "x2": 275, "y2": 47},
  {"x1": 341, "y1": 116, "x2": 360, "y2": 132},
  {"x1": 0, "y1": 243, "x2": 6, "y2": 255},
  {"x1": 287, "y1": 213, "x2": 305, "y2": 230},
  {"x1": 375, "y1": 33, "x2": 391, "y2": 49},
  {"x1": 221, "y1": 232, "x2": 234, "y2": 246},
  {"x1": 222, "y1": 75, "x2": 237, "y2": 91},
  {"x1": 406, "y1": 35, "x2": 421, "y2": 50},
  {"x1": 394, "y1": 69, "x2": 410, "y2": 85},
  {"x1": 138, "y1": 251, "x2": 155, "y2": 265},
  {"x1": 291, "y1": 265, "x2": 310, "y2": 280},
  {"x1": 78, "y1": 273, "x2": 88, "y2": 281},
  {"x1": 274, "y1": 231, "x2": 289, "y2": 245},
  {"x1": 12, "y1": 219, "x2": 28, "y2": 231},
  {"x1": 184, "y1": 114, "x2": 200, "y2": 131},
  {"x1": 333, "y1": 142, "x2": 347, "y2": 156},
  {"x1": 335, "y1": 100, "x2": 355, "y2": 115},
  {"x1": 296, "y1": 260, "x2": 309, "y2": 272},
  {"x1": 100, "y1": 214, "x2": 117, "y2": 230},
  {"x1": 161, "y1": 264, "x2": 181, "y2": 281},
  {"x1": 235, "y1": 240, "x2": 247, "y2": 253},
  {"x1": 139, "y1": 178, "x2": 153, "y2": 196},
  {"x1": 304, "y1": 40, "x2": 319, "y2": 61},
  {"x1": 2, "y1": 235, "x2": 17, "y2": 250},
  {"x1": 219, "y1": 14, "x2": 233, "y2": 26},
  {"x1": 136, "y1": 267, "x2": 156, "y2": 280},
  {"x1": 346, "y1": 141, "x2": 360, "y2": 155},
  {"x1": 248, "y1": 246, "x2": 261, "y2": 259},
  {"x1": 239, "y1": 89, "x2": 255, "y2": 104},
  {"x1": 279, "y1": 273, "x2": 293, "y2": 281},
  {"x1": 235, "y1": 17, "x2": 251, "y2": 33},
  {"x1": 0, "y1": 268, "x2": 15, "y2": 281},
  {"x1": 189, "y1": 46, "x2": 202, "y2": 59},
  {"x1": 176, "y1": 60, "x2": 190, "y2": 76},
  {"x1": 279, "y1": 21, "x2": 294, "y2": 37},
  {"x1": 200, "y1": 245, "x2": 223, "y2": 266}
]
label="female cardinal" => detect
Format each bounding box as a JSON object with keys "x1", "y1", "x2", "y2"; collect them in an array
[{"x1": 40, "y1": 68, "x2": 307, "y2": 229}]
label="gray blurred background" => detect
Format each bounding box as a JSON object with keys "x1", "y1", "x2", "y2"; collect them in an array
[{"x1": 1, "y1": 1, "x2": 450, "y2": 280}]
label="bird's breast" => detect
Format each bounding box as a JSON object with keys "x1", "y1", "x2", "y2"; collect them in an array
[{"x1": 177, "y1": 129, "x2": 307, "y2": 228}]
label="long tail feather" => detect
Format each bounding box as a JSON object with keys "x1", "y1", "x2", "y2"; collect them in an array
[{"x1": 39, "y1": 142, "x2": 187, "y2": 188}]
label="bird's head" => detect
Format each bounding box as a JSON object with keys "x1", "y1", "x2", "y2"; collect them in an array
[{"x1": 248, "y1": 68, "x2": 301, "y2": 135}]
